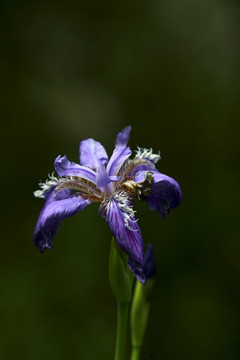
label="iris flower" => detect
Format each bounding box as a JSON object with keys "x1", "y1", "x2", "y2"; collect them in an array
[{"x1": 33, "y1": 126, "x2": 181, "y2": 282}]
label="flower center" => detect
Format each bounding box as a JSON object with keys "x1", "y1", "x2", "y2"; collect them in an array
[{"x1": 113, "y1": 158, "x2": 155, "y2": 200}]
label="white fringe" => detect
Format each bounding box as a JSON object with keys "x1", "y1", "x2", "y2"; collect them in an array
[
  {"x1": 135, "y1": 147, "x2": 161, "y2": 164},
  {"x1": 114, "y1": 191, "x2": 138, "y2": 231},
  {"x1": 33, "y1": 173, "x2": 68, "y2": 198}
]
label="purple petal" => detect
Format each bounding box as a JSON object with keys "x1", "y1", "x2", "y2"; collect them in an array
[
  {"x1": 54, "y1": 155, "x2": 97, "y2": 183},
  {"x1": 79, "y1": 138, "x2": 108, "y2": 170},
  {"x1": 34, "y1": 174, "x2": 69, "y2": 200},
  {"x1": 148, "y1": 172, "x2": 182, "y2": 217},
  {"x1": 106, "y1": 126, "x2": 132, "y2": 176},
  {"x1": 115, "y1": 125, "x2": 131, "y2": 148},
  {"x1": 96, "y1": 164, "x2": 111, "y2": 188},
  {"x1": 96, "y1": 165, "x2": 121, "y2": 189},
  {"x1": 134, "y1": 167, "x2": 182, "y2": 216},
  {"x1": 133, "y1": 165, "x2": 156, "y2": 183},
  {"x1": 128, "y1": 257, "x2": 146, "y2": 283},
  {"x1": 99, "y1": 192, "x2": 145, "y2": 282},
  {"x1": 33, "y1": 189, "x2": 90, "y2": 252},
  {"x1": 143, "y1": 244, "x2": 156, "y2": 278}
]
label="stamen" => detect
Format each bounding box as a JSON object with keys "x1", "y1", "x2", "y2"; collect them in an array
[
  {"x1": 115, "y1": 158, "x2": 155, "y2": 190},
  {"x1": 34, "y1": 173, "x2": 104, "y2": 202},
  {"x1": 136, "y1": 171, "x2": 154, "y2": 201},
  {"x1": 55, "y1": 178, "x2": 104, "y2": 202},
  {"x1": 121, "y1": 171, "x2": 154, "y2": 200},
  {"x1": 122, "y1": 180, "x2": 140, "y2": 194},
  {"x1": 116, "y1": 159, "x2": 131, "y2": 177}
]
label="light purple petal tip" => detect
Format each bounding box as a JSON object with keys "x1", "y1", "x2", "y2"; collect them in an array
[
  {"x1": 115, "y1": 125, "x2": 131, "y2": 148},
  {"x1": 33, "y1": 189, "x2": 90, "y2": 252},
  {"x1": 54, "y1": 155, "x2": 97, "y2": 183},
  {"x1": 79, "y1": 138, "x2": 108, "y2": 170}
]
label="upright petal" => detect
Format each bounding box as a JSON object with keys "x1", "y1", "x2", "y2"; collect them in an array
[
  {"x1": 99, "y1": 191, "x2": 145, "y2": 283},
  {"x1": 79, "y1": 138, "x2": 108, "y2": 170},
  {"x1": 55, "y1": 155, "x2": 97, "y2": 183},
  {"x1": 95, "y1": 163, "x2": 111, "y2": 189},
  {"x1": 106, "y1": 126, "x2": 132, "y2": 176},
  {"x1": 96, "y1": 164, "x2": 120, "y2": 190},
  {"x1": 33, "y1": 189, "x2": 90, "y2": 252},
  {"x1": 115, "y1": 125, "x2": 131, "y2": 148}
]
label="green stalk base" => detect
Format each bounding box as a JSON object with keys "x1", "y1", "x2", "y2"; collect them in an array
[
  {"x1": 130, "y1": 345, "x2": 141, "y2": 360},
  {"x1": 114, "y1": 302, "x2": 129, "y2": 360}
]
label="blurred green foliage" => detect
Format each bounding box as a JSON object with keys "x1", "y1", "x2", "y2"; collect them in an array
[{"x1": 1, "y1": 0, "x2": 240, "y2": 359}]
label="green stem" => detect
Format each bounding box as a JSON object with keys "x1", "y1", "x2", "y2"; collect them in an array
[
  {"x1": 114, "y1": 302, "x2": 129, "y2": 360},
  {"x1": 130, "y1": 345, "x2": 141, "y2": 360}
]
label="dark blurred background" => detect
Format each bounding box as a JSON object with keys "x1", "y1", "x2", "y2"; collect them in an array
[{"x1": 1, "y1": 0, "x2": 240, "y2": 359}]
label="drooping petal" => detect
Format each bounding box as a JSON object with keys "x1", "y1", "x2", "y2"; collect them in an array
[
  {"x1": 128, "y1": 257, "x2": 145, "y2": 283},
  {"x1": 106, "y1": 126, "x2": 132, "y2": 177},
  {"x1": 33, "y1": 189, "x2": 90, "y2": 252},
  {"x1": 79, "y1": 138, "x2": 108, "y2": 170},
  {"x1": 149, "y1": 172, "x2": 182, "y2": 216},
  {"x1": 135, "y1": 168, "x2": 182, "y2": 217},
  {"x1": 99, "y1": 191, "x2": 145, "y2": 283},
  {"x1": 54, "y1": 155, "x2": 97, "y2": 183}
]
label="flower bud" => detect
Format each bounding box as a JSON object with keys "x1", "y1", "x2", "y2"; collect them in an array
[{"x1": 131, "y1": 244, "x2": 156, "y2": 347}]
